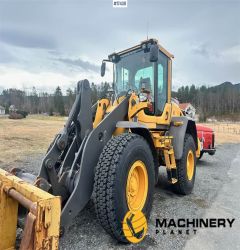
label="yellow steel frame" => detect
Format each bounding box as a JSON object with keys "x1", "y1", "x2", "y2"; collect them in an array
[
  {"x1": 93, "y1": 99, "x2": 110, "y2": 128},
  {"x1": 0, "y1": 168, "x2": 61, "y2": 250},
  {"x1": 127, "y1": 93, "x2": 172, "y2": 128},
  {"x1": 151, "y1": 133, "x2": 178, "y2": 184},
  {"x1": 196, "y1": 138, "x2": 201, "y2": 158}
]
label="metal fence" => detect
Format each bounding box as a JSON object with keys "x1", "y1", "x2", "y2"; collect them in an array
[{"x1": 205, "y1": 122, "x2": 240, "y2": 135}]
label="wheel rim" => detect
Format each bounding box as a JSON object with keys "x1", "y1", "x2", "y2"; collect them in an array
[
  {"x1": 126, "y1": 160, "x2": 148, "y2": 212},
  {"x1": 187, "y1": 150, "x2": 194, "y2": 180}
]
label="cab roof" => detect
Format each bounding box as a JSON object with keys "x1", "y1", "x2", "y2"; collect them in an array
[{"x1": 108, "y1": 38, "x2": 174, "y2": 61}]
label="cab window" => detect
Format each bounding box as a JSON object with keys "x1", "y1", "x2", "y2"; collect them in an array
[
  {"x1": 120, "y1": 67, "x2": 129, "y2": 91},
  {"x1": 135, "y1": 66, "x2": 154, "y2": 95}
]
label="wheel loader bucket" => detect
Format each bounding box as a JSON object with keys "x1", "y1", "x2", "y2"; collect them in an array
[{"x1": 0, "y1": 168, "x2": 61, "y2": 250}]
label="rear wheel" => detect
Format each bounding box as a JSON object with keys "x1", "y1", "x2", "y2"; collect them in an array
[
  {"x1": 93, "y1": 133, "x2": 155, "y2": 242},
  {"x1": 173, "y1": 134, "x2": 196, "y2": 195}
]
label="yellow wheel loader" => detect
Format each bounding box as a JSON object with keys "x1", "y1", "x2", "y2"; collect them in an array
[{"x1": 0, "y1": 38, "x2": 200, "y2": 249}]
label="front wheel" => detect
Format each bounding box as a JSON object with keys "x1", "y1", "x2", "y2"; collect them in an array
[
  {"x1": 173, "y1": 134, "x2": 196, "y2": 195},
  {"x1": 93, "y1": 133, "x2": 155, "y2": 242}
]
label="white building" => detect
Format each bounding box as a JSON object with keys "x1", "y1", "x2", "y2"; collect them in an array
[
  {"x1": 179, "y1": 103, "x2": 196, "y2": 119},
  {"x1": 0, "y1": 106, "x2": 5, "y2": 115},
  {"x1": 9, "y1": 105, "x2": 17, "y2": 112}
]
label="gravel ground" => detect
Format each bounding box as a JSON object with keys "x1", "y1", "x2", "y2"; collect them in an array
[{"x1": 4, "y1": 143, "x2": 240, "y2": 250}]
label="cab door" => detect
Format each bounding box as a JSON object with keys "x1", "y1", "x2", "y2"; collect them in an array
[{"x1": 154, "y1": 50, "x2": 169, "y2": 116}]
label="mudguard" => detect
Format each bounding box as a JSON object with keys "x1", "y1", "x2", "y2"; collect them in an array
[
  {"x1": 116, "y1": 121, "x2": 159, "y2": 184},
  {"x1": 169, "y1": 116, "x2": 198, "y2": 160}
]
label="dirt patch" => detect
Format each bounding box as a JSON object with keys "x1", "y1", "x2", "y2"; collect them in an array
[{"x1": 0, "y1": 115, "x2": 65, "y2": 167}]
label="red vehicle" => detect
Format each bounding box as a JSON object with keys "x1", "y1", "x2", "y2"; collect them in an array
[{"x1": 196, "y1": 124, "x2": 216, "y2": 159}]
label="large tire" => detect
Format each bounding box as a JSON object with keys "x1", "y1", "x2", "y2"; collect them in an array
[
  {"x1": 173, "y1": 133, "x2": 196, "y2": 195},
  {"x1": 93, "y1": 133, "x2": 155, "y2": 242}
]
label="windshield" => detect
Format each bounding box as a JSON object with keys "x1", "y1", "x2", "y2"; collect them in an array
[{"x1": 114, "y1": 49, "x2": 154, "y2": 96}]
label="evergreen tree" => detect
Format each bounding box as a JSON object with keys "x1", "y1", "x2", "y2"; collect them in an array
[
  {"x1": 66, "y1": 88, "x2": 75, "y2": 113},
  {"x1": 99, "y1": 82, "x2": 110, "y2": 98},
  {"x1": 91, "y1": 82, "x2": 98, "y2": 104},
  {"x1": 30, "y1": 87, "x2": 39, "y2": 113},
  {"x1": 189, "y1": 84, "x2": 197, "y2": 105},
  {"x1": 54, "y1": 86, "x2": 65, "y2": 116}
]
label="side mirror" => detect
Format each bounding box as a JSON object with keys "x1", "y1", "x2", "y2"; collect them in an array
[
  {"x1": 149, "y1": 44, "x2": 158, "y2": 62},
  {"x1": 101, "y1": 61, "x2": 106, "y2": 77}
]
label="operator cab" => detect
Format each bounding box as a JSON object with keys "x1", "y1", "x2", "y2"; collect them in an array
[{"x1": 101, "y1": 38, "x2": 174, "y2": 116}]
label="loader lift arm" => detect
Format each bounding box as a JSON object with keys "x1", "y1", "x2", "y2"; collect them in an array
[{"x1": 36, "y1": 79, "x2": 129, "y2": 228}]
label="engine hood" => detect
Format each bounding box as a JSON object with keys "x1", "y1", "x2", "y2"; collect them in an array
[{"x1": 196, "y1": 124, "x2": 214, "y2": 132}]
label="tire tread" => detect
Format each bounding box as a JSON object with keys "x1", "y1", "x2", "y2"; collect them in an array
[{"x1": 94, "y1": 133, "x2": 147, "y2": 241}]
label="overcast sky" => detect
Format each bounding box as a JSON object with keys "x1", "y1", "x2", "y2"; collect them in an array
[{"x1": 0, "y1": 0, "x2": 239, "y2": 93}]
